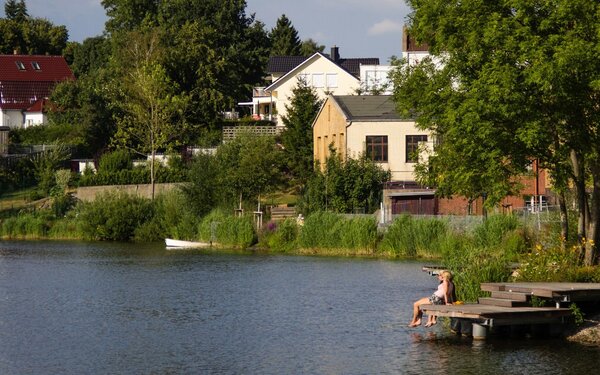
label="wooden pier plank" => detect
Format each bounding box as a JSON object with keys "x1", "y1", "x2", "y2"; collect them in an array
[
  {"x1": 490, "y1": 290, "x2": 531, "y2": 301},
  {"x1": 478, "y1": 297, "x2": 530, "y2": 308},
  {"x1": 421, "y1": 303, "x2": 571, "y2": 325}
]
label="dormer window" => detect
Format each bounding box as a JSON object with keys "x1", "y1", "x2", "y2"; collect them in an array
[
  {"x1": 31, "y1": 61, "x2": 41, "y2": 70},
  {"x1": 15, "y1": 61, "x2": 25, "y2": 70}
]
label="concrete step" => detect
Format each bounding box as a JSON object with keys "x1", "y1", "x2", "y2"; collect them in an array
[
  {"x1": 490, "y1": 290, "x2": 531, "y2": 301},
  {"x1": 478, "y1": 297, "x2": 530, "y2": 308}
]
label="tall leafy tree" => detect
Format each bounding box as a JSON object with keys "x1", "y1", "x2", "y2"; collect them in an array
[
  {"x1": 112, "y1": 32, "x2": 189, "y2": 200},
  {"x1": 269, "y1": 14, "x2": 301, "y2": 56},
  {"x1": 300, "y1": 38, "x2": 325, "y2": 56},
  {"x1": 215, "y1": 134, "x2": 284, "y2": 208},
  {"x1": 300, "y1": 149, "x2": 391, "y2": 214},
  {"x1": 103, "y1": 0, "x2": 268, "y2": 138},
  {"x1": 281, "y1": 79, "x2": 323, "y2": 186},
  {"x1": 394, "y1": 0, "x2": 600, "y2": 265},
  {"x1": 0, "y1": 0, "x2": 67, "y2": 54}
]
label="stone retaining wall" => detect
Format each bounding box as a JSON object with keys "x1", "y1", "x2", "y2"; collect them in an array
[{"x1": 76, "y1": 183, "x2": 182, "y2": 202}]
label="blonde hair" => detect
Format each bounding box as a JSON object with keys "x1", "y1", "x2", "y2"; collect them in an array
[{"x1": 440, "y1": 270, "x2": 453, "y2": 281}]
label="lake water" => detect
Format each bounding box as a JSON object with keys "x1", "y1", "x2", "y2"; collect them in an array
[{"x1": 0, "y1": 241, "x2": 598, "y2": 374}]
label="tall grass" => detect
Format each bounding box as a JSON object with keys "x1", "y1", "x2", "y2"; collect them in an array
[
  {"x1": 0, "y1": 212, "x2": 49, "y2": 239},
  {"x1": 297, "y1": 211, "x2": 378, "y2": 253},
  {"x1": 379, "y1": 215, "x2": 449, "y2": 257},
  {"x1": 440, "y1": 215, "x2": 528, "y2": 302},
  {"x1": 198, "y1": 210, "x2": 256, "y2": 249}
]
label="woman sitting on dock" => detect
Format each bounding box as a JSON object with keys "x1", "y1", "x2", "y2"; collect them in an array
[{"x1": 408, "y1": 270, "x2": 455, "y2": 328}]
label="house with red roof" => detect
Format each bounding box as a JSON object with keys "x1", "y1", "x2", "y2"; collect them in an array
[{"x1": 0, "y1": 54, "x2": 74, "y2": 128}]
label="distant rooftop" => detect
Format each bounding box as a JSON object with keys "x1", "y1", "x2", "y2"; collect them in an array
[
  {"x1": 332, "y1": 95, "x2": 412, "y2": 121},
  {"x1": 267, "y1": 46, "x2": 380, "y2": 78}
]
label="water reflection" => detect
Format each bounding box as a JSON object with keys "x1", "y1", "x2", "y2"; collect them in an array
[{"x1": 0, "y1": 241, "x2": 598, "y2": 374}]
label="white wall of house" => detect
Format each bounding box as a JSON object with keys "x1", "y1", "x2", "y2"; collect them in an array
[
  {"x1": 0, "y1": 109, "x2": 24, "y2": 128},
  {"x1": 24, "y1": 112, "x2": 45, "y2": 128},
  {"x1": 268, "y1": 55, "x2": 359, "y2": 125},
  {"x1": 360, "y1": 65, "x2": 394, "y2": 94},
  {"x1": 346, "y1": 120, "x2": 433, "y2": 181}
]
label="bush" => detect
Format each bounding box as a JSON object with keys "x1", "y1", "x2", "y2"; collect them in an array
[
  {"x1": 77, "y1": 192, "x2": 154, "y2": 241},
  {"x1": 515, "y1": 242, "x2": 582, "y2": 282},
  {"x1": 98, "y1": 150, "x2": 132, "y2": 173},
  {"x1": 262, "y1": 219, "x2": 299, "y2": 252}
]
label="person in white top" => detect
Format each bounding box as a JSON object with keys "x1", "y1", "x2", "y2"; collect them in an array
[{"x1": 408, "y1": 270, "x2": 454, "y2": 328}]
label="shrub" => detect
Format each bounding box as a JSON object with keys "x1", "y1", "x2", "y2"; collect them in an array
[
  {"x1": 264, "y1": 218, "x2": 299, "y2": 252},
  {"x1": 514, "y1": 242, "x2": 582, "y2": 282},
  {"x1": 77, "y1": 192, "x2": 154, "y2": 241},
  {"x1": 98, "y1": 150, "x2": 132, "y2": 173}
]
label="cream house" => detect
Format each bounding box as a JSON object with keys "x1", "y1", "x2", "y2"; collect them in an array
[
  {"x1": 312, "y1": 95, "x2": 433, "y2": 181},
  {"x1": 241, "y1": 47, "x2": 379, "y2": 127}
]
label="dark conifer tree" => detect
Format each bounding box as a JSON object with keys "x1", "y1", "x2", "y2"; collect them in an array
[{"x1": 269, "y1": 14, "x2": 301, "y2": 56}]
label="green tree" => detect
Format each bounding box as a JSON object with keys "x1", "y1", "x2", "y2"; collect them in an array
[
  {"x1": 300, "y1": 150, "x2": 390, "y2": 214},
  {"x1": 180, "y1": 152, "x2": 221, "y2": 217},
  {"x1": 49, "y1": 70, "x2": 117, "y2": 157},
  {"x1": 215, "y1": 134, "x2": 284, "y2": 209},
  {"x1": 269, "y1": 14, "x2": 301, "y2": 56},
  {"x1": 112, "y1": 39, "x2": 189, "y2": 199},
  {"x1": 394, "y1": 0, "x2": 600, "y2": 265},
  {"x1": 103, "y1": 0, "x2": 268, "y2": 137},
  {"x1": 0, "y1": 0, "x2": 67, "y2": 55},
  {"x1": 281, "y1": 79, "x2": 323, "y2": 186},
  {"x1": 4, "y1": 0, "x2": 27, "y2": 21},
  {"x1": 300, "y1": 38, "x2": 324, "y2": 57}
]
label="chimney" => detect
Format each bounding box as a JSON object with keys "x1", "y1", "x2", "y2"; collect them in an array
[{"x1": 330, "y1": 46, "x2": 340, "y2": 62}]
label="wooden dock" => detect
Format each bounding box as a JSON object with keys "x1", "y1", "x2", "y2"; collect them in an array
[{"x1": 420, "y1": 282, "x2": 600, "y2": 339}]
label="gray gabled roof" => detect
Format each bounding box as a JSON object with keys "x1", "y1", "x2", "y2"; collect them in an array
[
  {"x1": 333, "y1": 95, "x2": 411, "y2": 121},
  {"x1": 267, "y1": 56, "x2": 379, "y2": 78},
  {"x1": 267, "y1": 56, "x2": 309, "y2": 74}
]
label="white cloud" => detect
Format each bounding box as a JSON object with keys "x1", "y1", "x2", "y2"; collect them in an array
[{"x1": 368, "y1": 19, "x2": 403, "y2": 36}]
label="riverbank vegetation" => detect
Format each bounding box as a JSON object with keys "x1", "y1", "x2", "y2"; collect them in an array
[{"x1": 1, "y1": 187, "x2": 598, "y2": 305}]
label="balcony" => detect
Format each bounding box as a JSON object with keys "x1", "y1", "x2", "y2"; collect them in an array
[{"x1": 253, "y1": 87, "x2": 271, "y2": 98}]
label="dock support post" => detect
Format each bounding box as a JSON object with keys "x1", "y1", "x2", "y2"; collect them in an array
[{"x1": 472, "y1": 323, "x2": 488, "y2": 340}]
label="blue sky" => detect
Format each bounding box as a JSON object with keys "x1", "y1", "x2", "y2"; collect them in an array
[{"x1": 22, "y1": 0, "x2": 411, "y2": 63}]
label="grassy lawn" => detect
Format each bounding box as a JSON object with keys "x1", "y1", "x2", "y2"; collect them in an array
[
  {"x1": 0, "y1": 187, "x2": 38, "y2": 211},
  {"x1": 262, "y1": 190, "x2": 299, "y2": 207}
]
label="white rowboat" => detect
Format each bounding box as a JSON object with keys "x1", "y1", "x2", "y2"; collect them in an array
[{"x1": 165, "y1": 238, "x2": 212, "y2": 249}]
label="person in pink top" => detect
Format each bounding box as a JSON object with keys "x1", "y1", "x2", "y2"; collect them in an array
[{"x1": 408, "y1": 270, "x2": 455, "y2": 328}]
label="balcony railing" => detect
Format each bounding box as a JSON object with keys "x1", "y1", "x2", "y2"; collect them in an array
[{"x1": 253, "y1": 87, "x2": 271, "y2": 98}]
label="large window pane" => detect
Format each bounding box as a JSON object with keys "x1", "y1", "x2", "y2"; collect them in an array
[{"x1": 366, "y1": 135, "x2": 388, "y2": 162}]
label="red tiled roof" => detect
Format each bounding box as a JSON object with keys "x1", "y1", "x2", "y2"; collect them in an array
[
  {"x1": 0, "y1": 55, "x2": 74, "y2": 81},
  {"x1": 26, "y1": 98, "x2": 55, "y2": 113},
  {"x1": 0, "y1": 55, "x2": 74, "y2": 110}
]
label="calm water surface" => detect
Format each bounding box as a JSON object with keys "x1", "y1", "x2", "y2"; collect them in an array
[{"x1": 0, "y1": 241, "x2": 598, "y2": 374}]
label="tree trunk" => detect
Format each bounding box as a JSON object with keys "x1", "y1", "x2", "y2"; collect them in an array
[
  {"x1": 558, "y1": 191, "x2": 568, "y2": 251},
  {"x1": 571, "y1": 149, "x2": 587, "y2": 260},
  {"x1": 585, "y1": 165, "x2": 600, "y2": 265}
]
